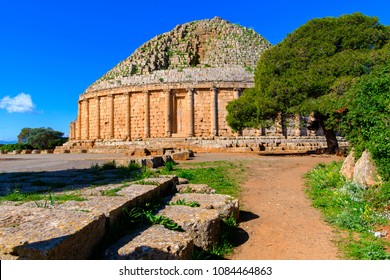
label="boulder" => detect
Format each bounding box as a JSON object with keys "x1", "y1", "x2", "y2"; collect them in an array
[
  {"x1": 353, "y1": 150, "x2": 382, "y2": 187},
  {"x1": 340, "y1": 150, "x2": 355, "y2": 181}
]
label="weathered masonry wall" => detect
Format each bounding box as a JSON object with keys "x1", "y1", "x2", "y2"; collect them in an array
[
  {"x1": 71, "y1": 82, "x2": 254, "y2": 141},
  {"x1": 69, "y1": 81, "x2": 325, "y2": 144}
]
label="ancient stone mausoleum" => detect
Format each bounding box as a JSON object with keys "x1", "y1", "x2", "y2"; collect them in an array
[
  {"x1": 68, "y1": 17, "x2": 270, "y2": 140},
  {"x1": 60, "y1": 17, "x2": 344, "y2": 154}
]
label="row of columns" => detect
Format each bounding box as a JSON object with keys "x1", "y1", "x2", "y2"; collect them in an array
[{"x1": 73, "y1": 87, "x2": 243, "y2": 140}]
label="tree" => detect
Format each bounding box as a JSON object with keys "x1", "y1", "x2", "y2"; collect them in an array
[
  {"x1": 17, "y1": 127, "x2": 67, "y2": 149},
  {"x1": 227, "y1": 13, "x2": 390, "y2": 153},
  {"x1": 342, "y1": 64, "x2": 390, "y2": 181}
]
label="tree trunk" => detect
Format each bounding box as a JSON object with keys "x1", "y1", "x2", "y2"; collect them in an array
[{"x1": 317, "y1": 115, "x2": 339, "y2": 154}]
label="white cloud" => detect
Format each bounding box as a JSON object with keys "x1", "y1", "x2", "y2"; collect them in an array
[{"x1": 0, "y1": 93, "x2": 35, "y2": 113}]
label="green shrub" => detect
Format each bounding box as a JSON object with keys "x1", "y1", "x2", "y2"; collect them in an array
[{"x1": 342, "y1": 64, "x2": 390, "y2": 182}]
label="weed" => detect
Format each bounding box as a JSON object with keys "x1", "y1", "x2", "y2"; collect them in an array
[
  {"x1": 305, "y1": 161, "x2": 390, "y2": 259},
  {"x1": 100, "y1": 187, "x2": 123, "y2": 196},
  {"x1": 169, "y1": 199, "x2": 200, "y2": 208},
  {"x1": 125, "y1": 206, "x2": 182, "y2": 231},
  {"x1": 0, "y1": 190, "x2": 86, "y2": 203},
  {"x1": 165, "y1": 161, "x2": 174, "y2": 172}
]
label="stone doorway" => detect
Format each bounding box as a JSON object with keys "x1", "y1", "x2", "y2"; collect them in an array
[{"x1": 172, "y1": 96, "x2": 186, "y2": 137}]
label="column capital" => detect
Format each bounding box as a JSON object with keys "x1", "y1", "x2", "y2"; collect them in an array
[
  {"x1": 187, "y1": 87, "x2": 195, "y2": 93},
  {"x1": 94, "y1": 96, "x2": 100, "y2": 100},
  {"x1": 142, "y1": 90, "x2": 149, "y2": 94}
]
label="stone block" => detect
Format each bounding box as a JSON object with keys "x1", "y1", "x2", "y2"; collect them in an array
[
  {"x1": 168, "y1": 193, "x2": 239, "y2": 221},
  {"x1": 105, "y1": 225, "x2": 194, "y2": 260},
  {"x1": 0, "y1": 205, "x2": 106, "y2": 260},
  {"x1": 175, "y1": 184, "x2": 216, "y2": 194},
  {"x1": 20, "y1": 150, "x2": 32, "y2": 154},
  {"x1": 31, "y1": 150, "x2": 41, "y2": 154},
  {"x1": 157, "y1": 205, "x2": 220, "y2": 250},
  {"x1": 171, "y1": 151, "x2": 190, "y2": 161}
]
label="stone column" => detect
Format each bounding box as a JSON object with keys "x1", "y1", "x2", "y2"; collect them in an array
[
  {"x1": 165, "y1": 89, "x2": 172, "y2": 137},
  {"x1": 187, "y1": 88, "x2": 195, "y2": 137},
  {"x1": 144, "y1": 90, "x2": 150, "y2": 138},
  {"x1": 109, "y1": 94, "x2": 114, "y2": 139},
  {"x1": 234, "y1": 87, "x2": 242, "y2": 99},
  {"x1": 69, "y1": 122, "x2": 74, "y2": 140},
  {"x1": 95, "y1": 96, "x2": 100, "y2": 139},
  {"x1": 210, "y1": 87, "x2": 219, "y2": 136},
  {"x1": 294, "y1": 113, "x2": 301, "y2": 137},
  {"x1": 85, "y1": 98, "x2": 90, "y2": 140},
  {"x1": 124, "y1": 92, "x2": 131, "y2": 140},
  {"x1": 77, "y1": 100, "x2": 82, "y2": 140}
]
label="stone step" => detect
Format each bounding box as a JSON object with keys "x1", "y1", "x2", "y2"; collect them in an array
[
  {"x1": 104, "y1": 225, "x2": 194, "y2": 260},
  {"x1": 0, "y1": 176, "x2": 178, "y2": 260},
  {"x1": 175, "y1": 183, "x2": 216, "y2": 194},
  {"x1": 167, "y1": 192, "x2": 239, "y2": 221},
  {"x1": 0, "y1": 205, "x2": 106, "y2": 260},
  {"x1": 156, "y1": 205, "x2": 220, "y2": 250}
]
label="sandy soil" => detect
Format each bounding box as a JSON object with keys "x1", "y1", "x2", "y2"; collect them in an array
[{"x1": 191, "y1": 153, "x2": 342, "y2": 260}]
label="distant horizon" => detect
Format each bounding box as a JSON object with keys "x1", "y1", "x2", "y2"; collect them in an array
[{"x1": 1, "y1": 0, "x2": 390, "y2": 141}]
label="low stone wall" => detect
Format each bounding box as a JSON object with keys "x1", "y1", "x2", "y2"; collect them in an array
[{"x1": 55, "y1": 136, "x2": 349, "y2": 155}]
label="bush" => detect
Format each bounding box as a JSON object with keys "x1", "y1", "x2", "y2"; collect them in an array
[{"x1": 342, "y1": 64, "x2": 390, "y2": 181}]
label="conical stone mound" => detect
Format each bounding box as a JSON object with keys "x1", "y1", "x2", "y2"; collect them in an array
[{"x1": 87, "y1": 16, "x2": 271, "y2": 92}]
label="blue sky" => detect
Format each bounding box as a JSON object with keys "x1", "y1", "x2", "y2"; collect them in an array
[{"x1": 0, "y1": 0, "x2": 389, "y2": 141}]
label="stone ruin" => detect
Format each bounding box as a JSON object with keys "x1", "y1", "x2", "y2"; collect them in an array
[{"x1": 56, "y1": 16, "x2": 346, "y2": 154}]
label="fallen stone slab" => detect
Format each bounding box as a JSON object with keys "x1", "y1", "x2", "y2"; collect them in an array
[
  {"x1": 0, "y1": 205, "x2": 105, "y2": 260},
  {"x1": 167, "y1": 193, "x2": 239, "y2": 221},
  {"x1": 105, "y1": 225, "x2": 194, "y2": 260},
  {"x1": 175, "y1": 183, "x2": 216, "y2": 194},
  {"x1": 157, "y1": 205, "x2": 220, "y2": 250},
  {"x1": 171, "y1": 151, "x2": 190, "y2": 161}
]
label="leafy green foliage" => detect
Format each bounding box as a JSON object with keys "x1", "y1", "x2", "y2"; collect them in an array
[
  {"x1": 305, "y1": 162, "x2": 390, "y2": 259},
  {"x1": 17, "y1": 127, "x2": 67, "y2": 149},
  {"x1": 342, "y1": 64, "x2": 390, "y2": 182},
  {"x1": 227, "y1": 13, "x2": 390, "y2": 152},
  {"x1": 0, "y1": 143, "x2": 33, "y2": 152}
]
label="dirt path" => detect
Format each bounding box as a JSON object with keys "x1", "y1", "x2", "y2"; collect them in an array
[{"x1": 192, "y1": 153, "x2": 341, "y2": 259}]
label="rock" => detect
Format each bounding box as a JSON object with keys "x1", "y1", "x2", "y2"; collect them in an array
[
  {"x1": 157, "y1": 205, "x2": 220, "y2": 250},
  {"x1": 353, "y1": 150, "x2": 382, "y2": 187},
  {"x1": 340, "y1": 150, "x2": 355, "y2": 180},
  {"x1": 105, "y1": 225, "x2": 194, "y2": 260},
  {"x1": 167, "y1": 193, "x2": 239, "y2": 221},
  {"x1": 176, "y1": 184, "x2": 216, "y2": 194}
]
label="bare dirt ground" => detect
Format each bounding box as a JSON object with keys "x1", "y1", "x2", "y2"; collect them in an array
[
  {"x1": 191, "y1": 152, "x2": 342, "y2": 260},
  {"x1": 0, "y1": 152, "x2": 343, "y2": 259}
]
